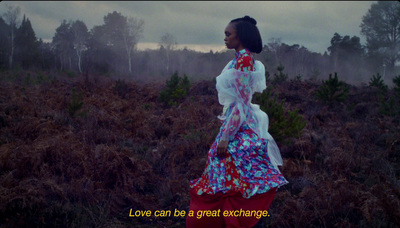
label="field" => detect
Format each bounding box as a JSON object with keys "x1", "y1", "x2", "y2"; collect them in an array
[{"x1": 0, "y1": 71, "x2": 399, "y2": 227}]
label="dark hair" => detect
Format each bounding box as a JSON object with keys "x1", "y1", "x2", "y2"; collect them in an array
[{"x1": 230, "y1": 16, "x2": 263, "y2": 54}]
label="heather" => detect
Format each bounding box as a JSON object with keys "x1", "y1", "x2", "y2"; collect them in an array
[{"x1": 0, "y1": 71, "x2": 399, "y2": 228}]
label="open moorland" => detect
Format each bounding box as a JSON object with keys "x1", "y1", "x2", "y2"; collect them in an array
[{"x1": 0, "y1": 71, "x2": 399, "y2": 228}]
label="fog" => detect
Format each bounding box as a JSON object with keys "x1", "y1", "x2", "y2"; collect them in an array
[{"x1": 1, "y1": 1, "x2": 399, "y2": 87}]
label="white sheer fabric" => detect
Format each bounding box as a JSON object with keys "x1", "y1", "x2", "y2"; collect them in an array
[{"x1": 215, "y1": 60, "x2": 283, "y2": 170}]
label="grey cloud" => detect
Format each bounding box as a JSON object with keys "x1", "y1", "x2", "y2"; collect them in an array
[{"x1": 0, "y1": 1, "x2": 375, "y2": 53}]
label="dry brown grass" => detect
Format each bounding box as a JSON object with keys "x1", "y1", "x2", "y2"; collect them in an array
[{"x1": 0, "y1": 72, "x2": 399, "y2": 227}]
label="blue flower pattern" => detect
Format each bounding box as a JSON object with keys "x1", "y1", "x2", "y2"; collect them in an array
[{"x1": 190, "y1": 48, "x2": 288, "y2": 199}]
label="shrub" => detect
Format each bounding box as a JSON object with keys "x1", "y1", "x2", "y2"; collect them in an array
[
  {"x1": 36, "y1": 72, "x2": 46, "y2": 84},
  {"x1": 379, "y1": 97, "x2": 397, "y2": 117},
  {"x1": 252, "y1": 87, "x2": 306, "y2": 145},
  {"x1": 113, "y1": 79, "x2": 129, "y2": 99},
  {"x1": 65, "y1": 71, "x2": 76, "y2": 78},
  {"x1": 393, "y1": 75, "x2": 400, "y2": 95},
  {"x1": 272, "y1": 63, "x2": 288, "y2": 84},
  {"x1": 23, "y1": 73, "x2": 33, "y2": 85},
  {"x1": 159, "y1": 72, "x2": 191, "y2": 107},
  {"x1": 181, "y1": 73, "x2": 191, "y2": 92},
  {"x1": 369, "y1": 73, "x2": 388, "y2": 93},
  {"x1": 315, "y1": 72, "x2": 349, "y2": 106},
  {"x1": 68, "y1": 88, "x2": 87, "y2": 118},
  {"x1": 293, "y1": 74, "x2": 302, "y2": 81},
  {"x1": 368, "y1": 74, "x2": 399, "y2": 117},
  {"x1": 50, "y1": 75, "x2": 57, "y2": 84},
  {"x1": 265, "y1": 71, "x2": 271, "y2": 84},
  {"x1": 141, "y1": 103, "x2": 150, "y2": 110},
  {"x1": 21, "y1": 72, "x2": 50, "y2": 85}
]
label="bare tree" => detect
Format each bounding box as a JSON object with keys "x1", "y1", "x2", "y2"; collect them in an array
[
  {"x1": 71, "y1": 20, "x2": 89, "y2": 73},
  {"x1": 3, "y1": 4, "x2": 20, "y2": 69},
  {"x1": 123, "y1": 17, "x2": 144, "y2": 73},
  {"x1": 159, "y1": 32, "x2": 177, "y2": 74},
  {"x1": 265, "y1": 37, "x2": 282, "y2": 68}
]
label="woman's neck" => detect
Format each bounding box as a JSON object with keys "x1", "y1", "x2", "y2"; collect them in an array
[{"x1": 235, "y1": 44, "x2": 245, "y2": 53}]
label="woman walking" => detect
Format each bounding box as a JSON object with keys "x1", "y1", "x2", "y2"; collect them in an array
[{"x1": 186, "y1": 16, "x2": 288, "y2": 228}]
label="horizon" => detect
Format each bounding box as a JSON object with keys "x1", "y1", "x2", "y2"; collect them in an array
[{"x1": 1, "y1": 1, "x2": 375, "y2": 54}]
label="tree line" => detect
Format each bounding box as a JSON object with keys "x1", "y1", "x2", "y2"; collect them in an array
[{"x1": 0, "y1": 1, "x2": 399, "y2": 85}]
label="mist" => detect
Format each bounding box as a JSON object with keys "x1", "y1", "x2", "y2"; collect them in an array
[{"x1": 0, "y1": 2, "x2": 399, "y2": 87}]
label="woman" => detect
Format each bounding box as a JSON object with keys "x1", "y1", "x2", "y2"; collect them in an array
[{"x1": 186, "y1": 16, "x2": 288, "y2": 228}]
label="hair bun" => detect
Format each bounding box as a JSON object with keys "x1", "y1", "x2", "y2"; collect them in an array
[{"x1": 243, "y1": 16, "x2": 257, "y2": 25}]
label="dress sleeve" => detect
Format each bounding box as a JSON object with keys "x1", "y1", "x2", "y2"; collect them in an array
[{"x1": 219, "y1": 55, "x2": 254, "y2": 141}]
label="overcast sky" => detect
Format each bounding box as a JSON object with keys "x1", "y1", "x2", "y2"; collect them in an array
[{"x1": 0, "y1": 1, "x2": 375, "y2": 53}]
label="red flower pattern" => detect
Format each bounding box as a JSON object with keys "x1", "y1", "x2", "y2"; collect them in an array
[{"x1": 190, "y1": 49, "x2": 288, "y2": 199}]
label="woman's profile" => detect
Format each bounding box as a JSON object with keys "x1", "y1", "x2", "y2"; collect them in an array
[{"x1": 186, "y1": 16, "x2": 288, "y2": 228}]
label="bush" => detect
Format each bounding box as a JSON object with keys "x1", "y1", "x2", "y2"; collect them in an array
[
  {"x1": 159, "y1": 72, "x2": 191, "y2": 107},
  {"x1": 21, "y1": 72, "x2": 51, "y2": 86},
  {"x1": 369, "y1": 74, "x2": 400, "y2": 117},
  {"x1": 379, "y1": 97, "x2": 397, "y2": 117},
  {"x1": 68, "y1": 88, "x2": 87, "y2": 118},
  {"x1": 113, "y1": 79, "x2": 129, "y2": 99},
  {"x1": 378, "y1": 75, "x2": 400, "y2": 117},
  {"x1": 23, "y1": 73, "x2": 33, "y2": 85},
  {"x1": 369, "y1": 73, "x2": 388, "y2": 93},
  {"x1": 36, "y1": 72, "x2": 46, "y2": 84},
  {"x1": 393, "y1": 75, "x2": 400, "y2": 95},
  {"x1": 252, "y1": 87, "x2": 306, "y2": 145},
  {"x1": 265, "y1": 71, "x2": 271, "y2": 84},
  {"x1": 315, "y1": 72, "x2": 349, "y2": 106},
  {"x1": 293, "y1": 74, "x2": 302, "y2": 81},
  {"x1": 272, "y1": 63, "x2": 288, "y2": 84},
  {"x1": 65, "y1": 71, "x2": 76, "y2": 78}
]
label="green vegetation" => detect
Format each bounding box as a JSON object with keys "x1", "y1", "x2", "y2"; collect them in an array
[
  {"x1": 293, "y1": 74, "x2": 302, "y2": 81},
  {"x1": 265, "y1": 71, "x2": 271, "y2": 84},
  {"x1": 379, "y1": 97, "x2": 397, "y2": 117},
  {"x1": 20, "y1": 72, "x2": 53, "y2": 85},
  {"x1": 158, "y1": 71, "x2": 191, "y2": 107},
  {"x1": 272, "y1": 63, "x2": 288, "y2": 84},
  {"x1": 113, "y1": 79, "x2": 129, "y2": 99},
  {"x1": 393, "y1": 75, "x2": 400, "y2": 95},
  {"x1": 369, "y1": 73, "x2": 388, "y2": 93},
  {"x1": 23, "y1": 73, "x2": 33, "y2": 85},
  {"x1": 315, "y1": 72, "x2": 349, "y2": 106},
  {"x1": 377, "y1": 75, "x2": 400, "y2": 117},
  {"x1": 366, "y1": 74, "x2": 400, "y2": 117},
  {"x1": 65, "y1": 71, "x2": 77, "y2": 78},
  {"x1": 361, "y1": 1, "x2": 400, "y2": 73},
  {"x1": 252, "y1": 87, "x2": 306, "y2": 145},
  {"x1": 36, "y1": 72, "x2": 44, "y2": 84},
  {"x1": 68, "y1": 88, "x2": 87, "y2": 117},
  {"x1": 141, "y1": 103, "x2": 151, "y2": 110}
]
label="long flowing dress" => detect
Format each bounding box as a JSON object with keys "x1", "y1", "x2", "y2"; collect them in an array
[{"x1": 186, "y1": 49, "x2": 288, "y2": 228}]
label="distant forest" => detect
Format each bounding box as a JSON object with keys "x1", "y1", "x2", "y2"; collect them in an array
[{"x1": 0, "y1": 2, "x2": 399, "y2": 85}]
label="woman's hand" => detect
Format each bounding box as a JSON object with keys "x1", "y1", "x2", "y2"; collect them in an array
[{"x1": 217, "y1": 140, "x2": 229, "y2": 159}]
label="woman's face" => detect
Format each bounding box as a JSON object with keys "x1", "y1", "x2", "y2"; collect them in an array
[{"x1": 224, "y1": 22, "x2": 242, "y2": 51}]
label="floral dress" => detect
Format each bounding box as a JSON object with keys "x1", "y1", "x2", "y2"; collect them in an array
[{"x1": 190, "y1": 49, "x2": 288, "y2": 199}]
